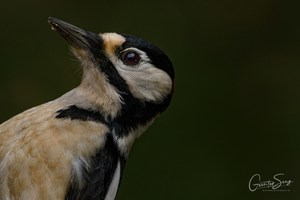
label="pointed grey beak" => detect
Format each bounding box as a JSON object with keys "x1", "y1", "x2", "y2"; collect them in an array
[{"x1": 48, "y1": 17, "x2": 102, "y2": 50}]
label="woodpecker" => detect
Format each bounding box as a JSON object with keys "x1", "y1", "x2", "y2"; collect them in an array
[{"x1": 0, "y1": 17, "x2": 174, "y2": 200}]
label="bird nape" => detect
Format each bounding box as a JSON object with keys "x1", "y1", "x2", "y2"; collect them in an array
[{"x1": 0, "y1": 17, "x2": 174, "y2": 200}]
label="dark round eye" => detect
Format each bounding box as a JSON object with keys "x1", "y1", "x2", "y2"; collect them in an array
[{"x1": 120, "y1": 51, "x2": 141, "y2": 66}]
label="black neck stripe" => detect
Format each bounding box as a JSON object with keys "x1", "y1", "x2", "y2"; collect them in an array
[
  {"x1": 55, "y1": 96, "x2": 165, "y2": 138},
  {"x1": 56, "y1": 105, "x2": 108, "y2": 125}
]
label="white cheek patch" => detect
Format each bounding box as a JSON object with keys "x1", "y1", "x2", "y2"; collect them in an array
[
  {"x1": 121, "y1": 64, "x2": 172, "y2": 102},
  {"x1": 107, "y1": 50, "x2": 173, "y2": 103}
]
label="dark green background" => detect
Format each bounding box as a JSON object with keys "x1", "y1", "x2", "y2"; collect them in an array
[{"x1": 0, "y1": 0, "x2": 299, "y2": 199}]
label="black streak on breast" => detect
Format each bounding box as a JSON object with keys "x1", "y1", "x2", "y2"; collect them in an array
[
  {"x1": 64, "y1": 134, "x2": 126, "y2": 200},
  {"x1": 56, "y1": 104, "x2": 161, "y2": 199},
  {"x1": 56, "y1": 106, "x2": 126, "y2": 199}
]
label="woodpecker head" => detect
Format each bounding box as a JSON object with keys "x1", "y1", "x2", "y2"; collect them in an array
[{"x1": 48, "y1": 17, "x2": 174, "y2": 143}]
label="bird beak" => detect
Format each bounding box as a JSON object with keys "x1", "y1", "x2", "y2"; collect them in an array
[{"x1": 48, "y1": 17, "x2": 102, "y2": 50}]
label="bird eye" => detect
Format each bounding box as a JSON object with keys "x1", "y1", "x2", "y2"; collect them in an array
[{"x1": 120, "y1": 51, "x2": 141, "y2": 66}]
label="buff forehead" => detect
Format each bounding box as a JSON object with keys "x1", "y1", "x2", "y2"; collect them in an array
[{"x1": 100, "y1": 33, "x2": 126, "y2": 55}]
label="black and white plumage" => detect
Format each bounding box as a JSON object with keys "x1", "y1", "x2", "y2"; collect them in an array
[{"x1": 0, "y1": 17, "x2": 174, "y2": 200}]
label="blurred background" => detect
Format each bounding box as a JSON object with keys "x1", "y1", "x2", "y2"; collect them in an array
[{"x1": 0, "y1": 0, "x2": 300, "y2": 199}]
